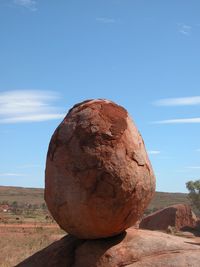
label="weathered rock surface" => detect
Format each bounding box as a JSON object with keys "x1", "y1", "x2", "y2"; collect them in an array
[
  {"x1": 45, "y1": 99, "x2": 155, "y2": 239},
  {"x1": 16, "y1": 228, "x2": 200, "y2": 267},
  {"x1": 196, "y1": 219, "x2": 200, "y2": 231},
  {"x1": 140, "y1": 204, "x2": 197, "y2": 231}
]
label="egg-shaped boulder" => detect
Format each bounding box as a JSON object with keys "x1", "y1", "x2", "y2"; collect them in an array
[{"x1": 45, "y1": 99, "x2": 155, "y2": 239}]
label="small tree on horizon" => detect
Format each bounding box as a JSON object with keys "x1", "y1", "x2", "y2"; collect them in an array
[{"x1": 186, "y1": 179, "x2": 200, "y2": 213}]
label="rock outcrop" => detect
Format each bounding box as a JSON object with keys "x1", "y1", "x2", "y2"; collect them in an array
[
  {"x1": 45, "y1": 99, "x2": 155, "y2": 239},
  {"x1": 16, "y1": 99, "x2": 200, "y2": 266},
  {"x1": 139, "y1": 204, "x2": 197, "y2": 231},
  {"x1": 16, "y1": 228, "x2": 200, "y2": 267}
]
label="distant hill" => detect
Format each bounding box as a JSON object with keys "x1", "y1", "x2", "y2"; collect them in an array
[
  {"x1": 0, "y1": 186, "x2": 44, "y2": 205},
  {"x1": 147, "y1": 191, "x2": 190, "y2": 213},
  {"x1": 0, "y1": 186, "x2": 190, "y2": 211}
]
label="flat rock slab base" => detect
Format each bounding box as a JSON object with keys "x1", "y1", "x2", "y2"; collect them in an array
[{"x1": 16, "y1": 228, "x2": 200, "y2": 267}]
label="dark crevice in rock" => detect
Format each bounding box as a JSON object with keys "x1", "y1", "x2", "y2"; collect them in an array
[
  {"x1": 69, "y1": 239, "x2": 87, "y2": 267},
  {"x1": 131, "y1": 153, "x2": 145, "y2": 167},
  {"x1": 47, "y1": 128, "x2": 61, "y2": 161},
  {"x1": 67, "y1": 99, "x2": 93, "y2": 115},
  {"x1": 131, "y1": 157, "x2": 145, "y2": 167},
  {"x1": 123, "y1": 209, "x2": 133, "y2": 225},
  {"x1": 117, "y1": 260, "x2": 138, "y2": 267}
]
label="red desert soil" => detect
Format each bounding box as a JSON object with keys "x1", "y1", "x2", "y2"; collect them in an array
[{"x1": 0, "y1": 223, "x2": 59, "y2": 229}]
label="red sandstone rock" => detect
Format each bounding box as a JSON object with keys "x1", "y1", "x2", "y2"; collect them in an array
[
  {"x1": 139, "y1": 204, "x2": 197, "y2": 231},
  {"x1": 15, "y1": 228, "x2": 200, "y2": 267},
  {"x1": 45, "y1": 99, "x2": 155, "y2": 239}
]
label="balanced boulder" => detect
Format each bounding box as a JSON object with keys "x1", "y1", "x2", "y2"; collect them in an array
[{"x1": 45, "y1": 99, "x2": 155, "y2": 239}]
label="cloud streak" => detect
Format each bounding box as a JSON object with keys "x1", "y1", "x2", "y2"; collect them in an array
[
  {"x1": 96, "y1": 17, "x2": 116, "y2": 24},
  {"x1": 0, "y1": 114, "x2": 65, "y2": 124},
  {"x1": 154, "y1": 96, "x2": 200, "y2": 106},
  {"x1": 0, "y1": 90, "x2": 65, "y2": 124},
  {"x1": 0, "y1": 173, "x2": 25, "y2": 177},
  {"x1": 178, "y1": 23, "x2": 192, "y2": 35},
  {"x1": 186, "y1": 166, "x2": 200, "y2": 169},
  {"x1": 153, "y1": 96, "x2": 200, "y2": 124},
  {"x1": 153, "y1": 117, "x2": 200, "y2": 124},
  {"x1": 148, "y1": 150, "x2": 160, "y2": 155},
  {"x1": 14, "y1": 0, "x2": 37, "y2": 11}
]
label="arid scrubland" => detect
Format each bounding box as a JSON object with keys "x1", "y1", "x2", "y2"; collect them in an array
[
  {"x1": 0, "y1": 224, "x2": 64, "y2": 267},
  {"x1": 0, "y1": 185, "x2": 191, "y2": 266}
]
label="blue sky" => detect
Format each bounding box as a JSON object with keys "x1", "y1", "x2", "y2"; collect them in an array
[{"x1": 0, "y1": 0, "x2": 200, "y2": 192}]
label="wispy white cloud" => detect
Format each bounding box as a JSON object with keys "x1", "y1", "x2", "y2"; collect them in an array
[
  {"x1": 153, "y1": 118, "x2": 200, "y2": 124},
  {"x1": 14, "y1": 0, "x2": 37, "y2": 11},
  {"x1": 178, "y1": 23, "x2": 192, "y2": 35},
  {"x1": 148, "y1": 150, "x2": 160, "y2": 155},
  {"x1": 0, "y1": 114, "x2": 65, "y2": 124},
  {"x1": 96, "y1": 17, "x2": 116, "y2": 24},
  {"x1": 153, "y1": 96, "x2": 200, "y2": 124},
  {"x1": 0, "y1": 90, "x2": 65, "y2": 124},
  {"x1": 154, "y1": 96, "x2": 200, "y2": 106},
  {"x1": 186, "y1": 166, "x2": 200, "y2": 169},
  {"x1": 176, "y1": 165, "x2": 200, "y2": 172},
  {"x1": 0, "y1": 173, "x2": 25, "y2": 177}
]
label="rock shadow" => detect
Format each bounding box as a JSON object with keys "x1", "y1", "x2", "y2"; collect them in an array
[{"x1": 15, "y1": 231, "x2": 127, "y2": 267}]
